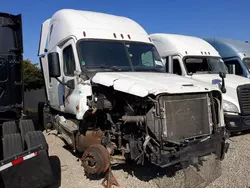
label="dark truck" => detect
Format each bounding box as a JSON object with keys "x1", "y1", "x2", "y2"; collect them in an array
[{"x1": 0, "y1": 12, "x2": 54, "y2": 188}]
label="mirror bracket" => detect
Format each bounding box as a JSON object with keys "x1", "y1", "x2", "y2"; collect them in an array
[
  {"x1": 55, "y1": 78, "x2": 75, "y2": 89},
  {"x1": 219, "y1": 72, "x2": 226, "y2": 93}
]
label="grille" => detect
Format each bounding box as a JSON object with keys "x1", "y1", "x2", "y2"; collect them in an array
[
  {"x1": 159, "y1": 93, "x2": 211, "y2": 144},
  {"x1": 237, "y1": 84, "x2": 250, "y2": 115}
]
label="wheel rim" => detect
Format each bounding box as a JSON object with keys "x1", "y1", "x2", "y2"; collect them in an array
[{"x1": 81, "y1": 144, "x2": 110, "y2": 175}]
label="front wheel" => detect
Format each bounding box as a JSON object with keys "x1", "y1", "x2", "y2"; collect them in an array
[
  {"x1": 38, "y1": 102, "x2": 52, "y2": 130},
  {"x1": 81, "y1": 144, "x2": 110, "y2": 175}
]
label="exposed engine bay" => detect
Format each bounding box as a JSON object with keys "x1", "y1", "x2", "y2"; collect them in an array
[
  {"x1": 44, "y1": 79, "x2": 229, "y2": 188},
  {"x1": 51, "y1": 82, "x2": 226, "y2": 171}
]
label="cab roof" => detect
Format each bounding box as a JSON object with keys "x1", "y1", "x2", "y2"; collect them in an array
[
  {"x1": 205, "y1": 38, "x2": 250, "y2": 59},
  {"x1": 150, "y1": 33, "x2": 220, "y2": 57},
  {"x1": 46, "y1": 9, "x2": 151, "y2": 50}
]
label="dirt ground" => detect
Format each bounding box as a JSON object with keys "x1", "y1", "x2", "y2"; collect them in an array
[{"x1": 45, "y1": 130, "x2": 250, "y2": 188}]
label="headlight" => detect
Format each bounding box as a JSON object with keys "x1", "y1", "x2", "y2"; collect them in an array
[{"x1": 223, "y1": 100, "x2": 239, "y2": 113}]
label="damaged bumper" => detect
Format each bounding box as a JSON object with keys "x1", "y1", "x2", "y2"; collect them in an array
[
  {"x1": 225, "y1": 114, "x2": 250, "y2": 132},
  {"x1": 150, "y1": 129, "x2": 228, "y2": 168}
]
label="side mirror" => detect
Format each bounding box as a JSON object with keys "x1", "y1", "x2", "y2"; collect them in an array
[
  {"x1": 219, "y1": 72, "x2": 226, "y2": 79},
  {"x1": 48, "y1": 52, "x2": 61, "y2": 78},
  {"x1": 66, "y1": 79, "x2": 75, "y2": 89},
  {"x1": 219, "y1": 72, "x2": 226, "y2": 93}
]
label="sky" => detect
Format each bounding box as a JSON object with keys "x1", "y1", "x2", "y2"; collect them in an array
[{"x1": 1, "y1": 0, "x2": 249, "y2": 64}]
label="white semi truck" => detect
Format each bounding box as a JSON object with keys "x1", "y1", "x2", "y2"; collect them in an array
[
  {"x1": 38, "y1": 9, "x2": 228, "y2": 186},
  {"x1": 151, "y1": 33, "x2": 250, "y2": 133}
]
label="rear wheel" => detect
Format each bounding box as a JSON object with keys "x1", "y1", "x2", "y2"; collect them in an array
[
  {"x1": 19, "y1": 119, "x2": 35, "y2": 148},
  {"x1": 3, "y1": 133, "x2": 23, "y2": 159},
  {"x1": 2, "y1": 121, "x2": 18, "y2": 136},
  {"x1": 38, "y1": 103, "x2": 52, "y2": 130},
  {"x1": 25, "y1": 131, "x2": 48, "y2": 150}
]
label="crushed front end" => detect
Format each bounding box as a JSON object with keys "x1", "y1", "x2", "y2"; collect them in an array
[
  {"x1": 143, "y1": 91, "x2": 228, "y2": 168},
  {"x1": 79, "y1": 82, "x2": 229, "y2": 173}
]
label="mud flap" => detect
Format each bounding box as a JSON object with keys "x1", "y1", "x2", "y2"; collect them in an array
[
  {"x1": 0, "y1": 149, "x2": 54, "y2": 188},
  {"x1": 152, "y1": 154, "x2": 222, "y2": 188}
]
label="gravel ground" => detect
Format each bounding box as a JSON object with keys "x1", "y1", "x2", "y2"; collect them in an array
[
  {"x1": 207, "y1": 132, "x2": 250, "y2": 188},
  {"x1": 45, "y1": 130, "x2": 250, "y2": 188}
]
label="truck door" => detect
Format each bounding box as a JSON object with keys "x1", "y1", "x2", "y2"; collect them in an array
[
  {"x1": 60, "y1": 39, "x2": 78, "y2": 114},
  {"x1": 169, "y1": 56, "x2": 183, "y2": 76}
]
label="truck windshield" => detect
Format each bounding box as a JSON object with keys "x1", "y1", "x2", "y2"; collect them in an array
[
  {"x1": 78, "y1": 40, "x2": 164, "y2": 72},
  {"x1": 243, "y1": 58, "x2": 250, "y2": 71},
  {"x1": 183, "y1": 56, "x2": 228, "y2": 74}
]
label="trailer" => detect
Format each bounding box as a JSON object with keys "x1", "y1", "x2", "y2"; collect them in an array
[{"x1": 0, "y1": 12, "x2": 54, "y2": 188}]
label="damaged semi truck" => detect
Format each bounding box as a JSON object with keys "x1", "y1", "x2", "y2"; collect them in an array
[
  {"x1": 0, "y1": 12, "x2": 54, "y2": 188},
  {"x1": 38, "y1": 9, "x2": 228, "y2": 187}
]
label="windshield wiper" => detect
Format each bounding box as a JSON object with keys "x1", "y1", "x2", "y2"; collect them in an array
[
  {"x1": 195, "y1": 71, "x2": 220, "y2": 74},
  {"x1": 134, "y1": 67, "x2": 164, "y2": 72},
  {"x1": 96, "y1": 65, "x2": 123, "y2": 71}
]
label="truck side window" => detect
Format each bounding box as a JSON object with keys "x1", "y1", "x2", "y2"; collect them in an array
[
  {"x1": 165, "y1": 57, "x2": 169, "y2": 72},
  {"x1": 173, "y1": 59, "x2": 182, "y2": 75},
  {"x1": 63, "y1": 45, "x2": 75, "y2": 76},
  {"x1": 224, "y1": 60, "x2": 243, "y2": 75}
]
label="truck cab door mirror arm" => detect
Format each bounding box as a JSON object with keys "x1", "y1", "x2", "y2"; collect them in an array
[
  {"x1": 55, "y1": 77, "x2": 75, "y2": 89},
  {"x1": 219, "y1": 72, "x2": 226, "y2": 93}
]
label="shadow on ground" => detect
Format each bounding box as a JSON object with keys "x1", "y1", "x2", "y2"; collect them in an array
[
  {"x1": 47, "y1": 155, "x2": 62, "y2": 188},
  {"x1": 230, "y1": 129, "x2": 250, "y2": 138},
  {"x1": 113, "y1": 160, "x2": 181, "y2": 181},
  {"x1": 110, "y1": 154, "x2": 222, "y2": 188}
]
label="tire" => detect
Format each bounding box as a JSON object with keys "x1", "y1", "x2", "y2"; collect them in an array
[
  {"x1": 38, "y1": 102, "x2": 52, "y2": 130},
  {"x1": 19, "y1": 119, "x2": 35, "y2": 147},
  {"x1": 2, "y1": 121, "x2": 18, "y2": 136},
  {"x1": 19, "y1": 119, "x2": 35, "y2": 137},
  {"x1": 38, "y1": 102, "x2": 45, "y2": 125},
  {"x1": 25, "y1": 131, "x2": 48, "y2": 150},
  {"x1": 3, "y1": 133, "x2": 23, "y2": 159}
]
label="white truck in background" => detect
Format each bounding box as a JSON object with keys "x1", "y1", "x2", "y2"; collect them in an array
[
  {"x1": 205, "y1": 38, "x2": 250, "y2": 78},
  {"x1": 151, "y1": 33, "x2": 250, "y2": 133},
  {"x1": 38, "y1": 9, "x2": 228, "y2": 187}
]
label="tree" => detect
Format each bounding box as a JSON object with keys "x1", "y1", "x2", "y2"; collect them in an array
[{"x1": 23, "y1": 59, "x2": 44, "y2": 91}]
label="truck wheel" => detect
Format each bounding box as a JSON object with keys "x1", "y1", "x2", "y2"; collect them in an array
[
  {"x1": 38, "y1": 102, "x2": 45, "y2": 125},
  {"x1": 19, "y1": 119, "x2": 35, "y2": 148},
  {"x1": 25, "y1": 131, "x2": 48, "y2": 151},
  {"x1": 38, "y1": 102, "x2": 52, "y2": 130},
  {"x1": 2, "y1": 121, "x2": 18, "y2": 136},
  {"x1": 82, "y1": 144, "x2": 110, "y2": 175},
  {"x1": 3, "y1": 133, "x2": 23, "y2": 159}
]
